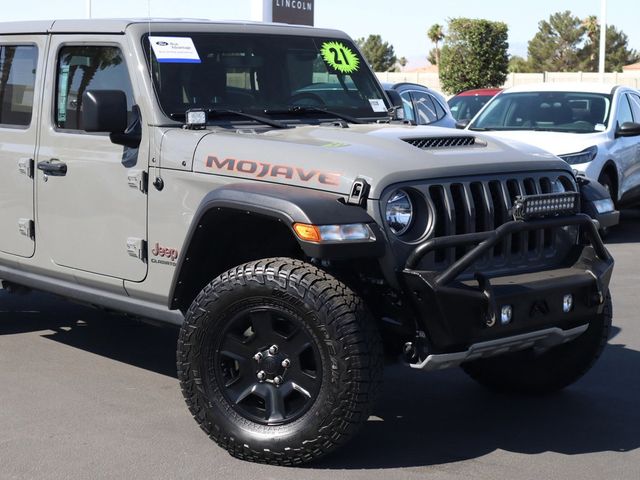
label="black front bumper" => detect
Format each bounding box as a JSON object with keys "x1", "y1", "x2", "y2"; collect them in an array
[
  {"x1": 594, "y1": 209, "x2": 620, "y2": 230},
  {"x1": 402, "y1": 214, "x2": 614, "y2": 353}
]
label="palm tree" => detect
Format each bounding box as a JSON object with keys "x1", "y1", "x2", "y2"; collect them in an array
[
  {"x1": 427, "y1": 23, "x2": 445, "y2": 65},
  {"x1": 583, "y1": 15, "x2": 599, "y2": 44},
  {"x1": 582, "y1": 15, "x2": 599, "y2": 64}
]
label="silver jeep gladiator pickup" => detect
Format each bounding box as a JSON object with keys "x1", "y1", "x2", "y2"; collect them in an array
[{"x1": 0, "y1": 19, "x2": 613, "y2": 466}]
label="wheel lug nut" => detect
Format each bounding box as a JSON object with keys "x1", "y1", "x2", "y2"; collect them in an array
[
  {"x1": 253, "y1": 352, "x2": 263, "y2": 362},
  {"x1": 268, "y1": 345, "x2": 279, "y2": 355},
  {"x1": 281, "y1": 359, "x2": 291, "y2": 368},
  {"x1": 257, "y1": 371, "x2": 266, "y2": 382},
  {"x1": 274, "y1": 376, "x2": 283, "y2": 386}
]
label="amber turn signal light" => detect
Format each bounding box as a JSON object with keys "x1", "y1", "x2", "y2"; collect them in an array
[{"x1": 293, "y1": 223, "x2": 321, "y2": 242}]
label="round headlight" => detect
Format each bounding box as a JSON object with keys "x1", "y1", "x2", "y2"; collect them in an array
[{"x1": 386, "y1": 189, "x2": 414, "y2": 235}]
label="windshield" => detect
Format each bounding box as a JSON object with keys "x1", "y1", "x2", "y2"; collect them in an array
[
  {"x1": 143, "y1": 33, "x2": 389, "y2": 123},
  {"x1": 469, "y1": 91, "x2": 612, "y2": 133}
]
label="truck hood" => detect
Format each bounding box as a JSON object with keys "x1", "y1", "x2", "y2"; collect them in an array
[
  {"x1": 480, "y1": 130, "x2": 605, "y2": 157},
  {"x1": 178, "y1": 123, "x2": 571, "y2": 199}
]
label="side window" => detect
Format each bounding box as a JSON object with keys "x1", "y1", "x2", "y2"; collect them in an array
[
  {"x1": 628, "y1": 93, "x2": 640, "y2": 122},
  {"x1": 431, "y1": 95, "x2": 446, "y2": 120},
  {"x1": 55, "y1": 46, "x2": 134, "y2": 131},
  {"x1": 399, "y1": 91, "x2": 415, "y2": 122},
  {"x1": 0, "y1": 45, "x2": 38, "y2": 127},
  {"x1": 411, "y1": 91, "x2": 438, "y2": 124},
  {"x1": 616, "y1": 94, "x2": 634, "y2": 126}
]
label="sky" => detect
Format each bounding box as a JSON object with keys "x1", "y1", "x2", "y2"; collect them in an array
[{"x1": 3, "y1": 0, "x2": 639, "y2": 68}]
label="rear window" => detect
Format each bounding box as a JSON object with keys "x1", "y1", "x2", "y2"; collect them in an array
[{"x1": 0, "y1": 45, "x2": 37, "y2": 127}]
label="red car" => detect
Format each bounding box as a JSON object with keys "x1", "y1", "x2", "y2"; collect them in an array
[{"x1": 448, "y1": 88, "x2": 502, "y2": 122}]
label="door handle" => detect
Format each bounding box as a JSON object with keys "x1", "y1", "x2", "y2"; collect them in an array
[{"x1": 37, "y1": 159, "x2": 67, "y2": 177}]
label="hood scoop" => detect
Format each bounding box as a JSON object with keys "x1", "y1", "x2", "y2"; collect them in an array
[{"x1": 403, "y1": 136, "x2": 481, "y2": 149}]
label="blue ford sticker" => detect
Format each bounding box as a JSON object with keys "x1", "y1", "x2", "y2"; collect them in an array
[{"x1": 149, "y1": 36, "x2": 201, "y2": 63}]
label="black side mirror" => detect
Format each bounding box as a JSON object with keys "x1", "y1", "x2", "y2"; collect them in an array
[
  {"x1": 455, "y1": 119, "x2": 470, "y2": 129},
  {"x1": 385, "y1": 89, "x2": 405, "y2": 120},
  {"x1": 615, "y1": 121, "x2": 640, "y2": 138},
  {"x1": 81, "y1": 90, "x2": 128, "y2": 134},
  {"x1": 385, "y1": 89, "x2": 404, "y2": 110}
]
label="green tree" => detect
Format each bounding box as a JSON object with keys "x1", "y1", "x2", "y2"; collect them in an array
[
  {"x1": 439, "y1": 18, "x2": 509, "y2": 94},
  {"x1": 508, "y1": 55, "x2": 532, "y2": 73},
  {"x1": 527, "y1": 11, "x2": 585, "y2": 71},
  {"x1": 355, "y1": 35, "x2": 397, "y2": 72},
  {"x1": 427, "y1": 23, "x2": 445, "y2": 65},
  {"x1": 579, "y1": 24, "x2": 640, "y2": 72}
]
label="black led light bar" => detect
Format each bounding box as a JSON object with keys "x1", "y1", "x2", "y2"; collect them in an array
[{"x1": 511, "y1": 192, "x2": 580, "y2": 221}]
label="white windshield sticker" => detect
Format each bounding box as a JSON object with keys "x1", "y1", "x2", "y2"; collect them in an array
[
  {"x1": 149, "y1": 36, "x2": 201, "y2": 63},
  {"x1": 594, "y1": 123, "x2": 606, "y2": 132},
  {"x1": 369, "y1": 99, "x2": 387, "y2": 113}
]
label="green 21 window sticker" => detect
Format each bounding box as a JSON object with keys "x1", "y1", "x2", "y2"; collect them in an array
[{"x1": 320, "y1": 41, "x2": 360, "y2": 74}]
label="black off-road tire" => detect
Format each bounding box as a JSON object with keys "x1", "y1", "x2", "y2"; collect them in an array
[
  {"x1": 462, "y1": 292, "x2": 612, "y2": 394},
  {"x1": 177, "y1": 257, "x2": 383, "y2": 466},
  {"x1": 597, "y1": 171, "x2": 617, "y2": 237}
]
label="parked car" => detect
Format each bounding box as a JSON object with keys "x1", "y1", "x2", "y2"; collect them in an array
[
  {"x1": 382, "y1": 82, "x2": 456, "y2": 127},
  {"x1": 449, "y1": 88, "x2": 501, "y2": 122},
  {"x1": 467, "y1": 83, "x2": 640, "y2": 209}
]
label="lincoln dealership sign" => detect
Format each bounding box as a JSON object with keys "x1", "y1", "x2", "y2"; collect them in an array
[
  {"x1": 251, "y1": 0, "x2": 314, "y2": 26},
  {"x1": 272, "y1": 0, "x2": 314, "y2": 26}
]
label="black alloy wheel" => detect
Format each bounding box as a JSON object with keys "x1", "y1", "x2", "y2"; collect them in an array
[{"x1": 214, "y1": 305, "x2": 322, "y2": 425}]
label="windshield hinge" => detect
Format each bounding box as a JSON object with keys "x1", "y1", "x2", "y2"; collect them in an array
[
  {"x1": 347, "y1": 178, "x2": 370, "y2": 207},
  {"x1": 319, "y1": 120, "x2": 349, "y2": 128}
]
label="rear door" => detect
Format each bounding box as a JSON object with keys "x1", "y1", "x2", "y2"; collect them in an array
[
  {"x1": 0, "y1": 38, "x2": 44, "y2": 257},
  {"x1": 35, "y1": 36, "x2": 148, "y2": 281}
]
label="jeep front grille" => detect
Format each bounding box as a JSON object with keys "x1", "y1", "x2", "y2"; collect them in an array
[
  {"x1": 396, "y1": 172, "x2": 578, "y2": 273},
  {"x1": 403, "y1": 136, "x2": 478, "y2": 149}
]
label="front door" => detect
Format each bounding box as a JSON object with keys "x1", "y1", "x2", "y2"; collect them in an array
[
  {"x1": 0, "y1": 39, "x2": 44, "y2": 257},
  {"x1": 611, "y1": 92, "x2": 640, "y2": 201},
  {"x1": 35, "y1": 37, "x2": 148, "y2": 281}
]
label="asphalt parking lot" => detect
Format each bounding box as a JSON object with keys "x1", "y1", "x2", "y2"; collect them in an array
[{"x1": 1, "y1": 211, "x2": 640, "y2": 480}]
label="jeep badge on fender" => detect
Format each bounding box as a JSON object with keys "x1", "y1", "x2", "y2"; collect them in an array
[{"x1": 0, "y1": 18, "x2": 614, "y2": 467}]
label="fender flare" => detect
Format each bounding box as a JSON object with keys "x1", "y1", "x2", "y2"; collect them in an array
[{"x1": 168, "y1": 183, "x2": 385, "y2": 309}]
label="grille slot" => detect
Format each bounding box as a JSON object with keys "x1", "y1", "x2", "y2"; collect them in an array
[
  {"x1": 403, "y1": 136, "x2": 477, "y2": 149},
  {"x1": 420, "y1": 173, "x2": 576, "y2": 272}
]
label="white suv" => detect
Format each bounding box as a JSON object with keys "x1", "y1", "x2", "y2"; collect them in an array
[{"x1": 467, "y1": 83, "x2": 640, "y2": 208}]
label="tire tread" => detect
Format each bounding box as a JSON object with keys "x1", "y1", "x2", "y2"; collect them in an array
[{"x1": 176, "y1": 257, "x2": 383, "y2": 466}]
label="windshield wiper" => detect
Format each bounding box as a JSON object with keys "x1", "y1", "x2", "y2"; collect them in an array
[
  {"x1": 264, "y1": 106, "x2": 366, "y2": 125},
  {"x1": 169, "y1": 109, "x2": 289, "y2": 129}
]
